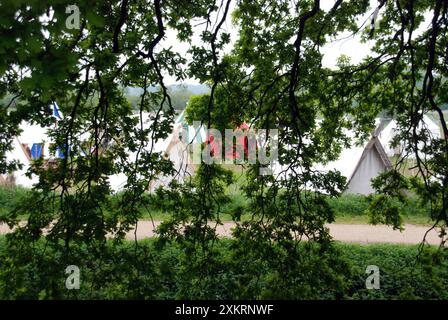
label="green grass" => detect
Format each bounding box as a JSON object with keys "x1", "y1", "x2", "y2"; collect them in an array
[
  {"x1": 141, "y1": 209, "x2": 432, "y2": 225},
  {"x1": 334, "y1": 213, "x2": 433, "y2": 226},
  {"x1": 0, "y1": 185, "x2": 434, "y2": 226},
  {"x1": 0, "y1": 185, "x2": 32, "y2": 220},
  {"x1": 335, "y1": 242, "x2": 448, "y2": 299},
  {"x1": 139, "y1": 192, "x2": 433, "y2": 226},
  {"x1": 327, "y1": 193, "x2": 432, "y2": 226},
  {"x1": 0, "y1": 234, "x2": 446, "y2": 299}
]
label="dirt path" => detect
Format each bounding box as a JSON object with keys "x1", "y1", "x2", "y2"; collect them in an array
[
  {"x1": 125, "y1": 221, "x2": 440, "y2": 244},
  {"x1": 0, "y1": 221, "x2": 441, "y2": 245},
  {"x1": 328, "y1": 223, "x2": 439, "y2": 245}
]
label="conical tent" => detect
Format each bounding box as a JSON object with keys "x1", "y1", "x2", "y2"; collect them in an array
[
  {"x1": 147, "y1": 110, "x2": 212, "y2": 190},
  {"x1": 334, "y1": 122, "x2": 392, "y2": 195},
  {"x1": 148, "y1": 120, "x2": 199, "y2": 192},
  {"x1": 272, "y1": 122, "x2": 392, "y2": 195},
  {"x1": 1, "y1": 137, "x2": 39, "y2": 187},
  {"x1": 0, "y1": 121, "x2": 52, "y2": 187},
  {"x1": 1, "y1": 103, "x2": 64, "y2": 187},
  {"x1": 107, "y1": 111, "x2": 201, "y2": 192},
  {"x1": 343, "y1": 136, "x2": 392, "y2": 195},
  {"x1": 175, "y1": 110, "x2": 206, "y2": 144},
  {"x1": 378, "y1": 115, "x2": 442, "y2": 157}
]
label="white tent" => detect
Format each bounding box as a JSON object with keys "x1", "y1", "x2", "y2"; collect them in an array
[
  {"x1": 107, "y1": 124, "x2": 192, "y2": 192},
  {"x1": 378, "y1": 115, "x2": 442, "y2": 157},
  {"x1": 107, "y1": 110, "x2": 203, "y2": 192},
  {"x1": 342, "y1": 136, "x2": 392, "y2": 195},
  {"x1": 148, "y1": 124, "x2": 195, "y2": 191},
  {"x1": 1, "y1": 121, "x2": 54, "y2": 187},
  {"x1": 1, "y1": 137, "x2": 38, "y2": 187},
  {"x1": 1, "y1": 103, "x2": 63, "y2": 188},
  {"x1": 272, "y1": 124, "x2": 392, "y2": 195},
  {"x1": 174, "y1": 110, "x2": 206, "y2": 144},
  {"x1": 147, "y1": 110, "x2": 204, "y2": 191}
]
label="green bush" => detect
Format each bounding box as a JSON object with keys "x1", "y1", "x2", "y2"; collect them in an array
[
  {"x1": 338, "y1": 243, "x2": 448, "y2": 299},
  {"x1": 0, "y1": 186, "x2": 432, "y2": 224},
  {"x1": 0, "y1": 186, "x2": 32, "y2": 219},
  {"x1": 0, "y1": 235, "x2": 446, "y2": 300},
  {"x1": 326, "y1": 194, "x2": 370, "y2": 217},
  {"x1": 327, "y1": 194, "x2": 431, "y2": 223}
]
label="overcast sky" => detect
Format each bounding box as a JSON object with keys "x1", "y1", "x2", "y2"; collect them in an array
[
  {"x1": 158, "y1": 0, "x2": 435, "y2": 85},
  {"x1": 160, "y1": 0, "x2": 379, "y2": 85}
]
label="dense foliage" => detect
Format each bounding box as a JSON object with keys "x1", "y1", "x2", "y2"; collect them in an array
[
  {"x1": 0, "y1": 185, "x2": 433, "y2": 224},
  {"x1": 0, "y1": 236, "x2": 446, "y2": 300},
  {"x1": 0, "y1": 0, "x2": 447, "y2": 298}
]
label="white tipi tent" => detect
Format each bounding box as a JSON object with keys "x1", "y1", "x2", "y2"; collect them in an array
[
  {"x1": 1, "y1": 103, "x2": 63, "y2": 187},
  {"x1": 148, "y1": 125, "x2": 195, "y2": 191},
  {"x1": 272, "y1": 123, "x2": 392, "y2": 195},
  {"x1": 107, "y1": 110, "x2": 204, "y2": 192},
  {"x1": 2, "y1": 106, "x2": 204, "y2": 191},
  {"x1": 342, "y1": 135, "x2": 392, "y2": 194},
  {"x1": 1, "y1": 124, "x2": 49, "y2": 187},
  {"x1": 2, "y1": 137, "x2": 38, "y2": 187},
  {"x1": 378, "y1": 115, "x2": 442, "y2": 157},
  {"x1": 310, "y1": 130, "x2": 392, "y2": 195}
]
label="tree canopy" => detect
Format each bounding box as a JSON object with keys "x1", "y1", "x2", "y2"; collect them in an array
[{"x1": 0, "y1": 0, "x2": 447, "y2": 298}]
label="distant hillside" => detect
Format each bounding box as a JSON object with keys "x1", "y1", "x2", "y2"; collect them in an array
[
  {"x1": 169, "y1": 84, "x2": 210, "y2": 94},
  {"x1": 124, "y1": 83, "x2": 210, "y2": 110}
]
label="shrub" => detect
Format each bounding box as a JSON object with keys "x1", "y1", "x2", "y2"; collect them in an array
[{"x1": 0, "y1": 236, "x2": 446, "y2": 300}]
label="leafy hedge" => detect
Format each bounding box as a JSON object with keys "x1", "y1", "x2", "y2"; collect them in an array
[
  {"x1": 0, "y1": 186, "x2": 431, "y2": 222},
  {"x1": 326, "y1": 194, "x2": 431, "y2": 222},
  {"x1": 0, "y1": 236, "x2": 446, "y2": 300},
  {"x1": 337, "y1": 244, "x2": 448, "y2": 299},
  {"x1": 0, "y1": 186, "x2": 32, "y2": 219}
]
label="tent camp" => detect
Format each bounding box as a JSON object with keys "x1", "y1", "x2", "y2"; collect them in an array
[
  {"x1": 1, "y1": 103, "x2": 63, "y2": 187},
  {"x1": 1, "y1": 105, "x2": 394, "y2": 196},
  {"x1": 339, "y1": 134, "x2": 392, "y2": 195},
  {"x1": 1, "y1": 106, "x2": 200, "y2": 191},
  {"x1": 147, "y1": 110, "x2": 205, "y2": 191},
  {"x1": 272, "y1": 124, "x2": 392, "y2": 195},
  {"x1": 108, "y1": 110, "x2": 205, "y2": 192},
  {"x1": 147, "y1": 125, "x2": 195, "y2": 191},
  {"x1": 378, "y1": 115, "x2": 442, "y2": 157}
]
